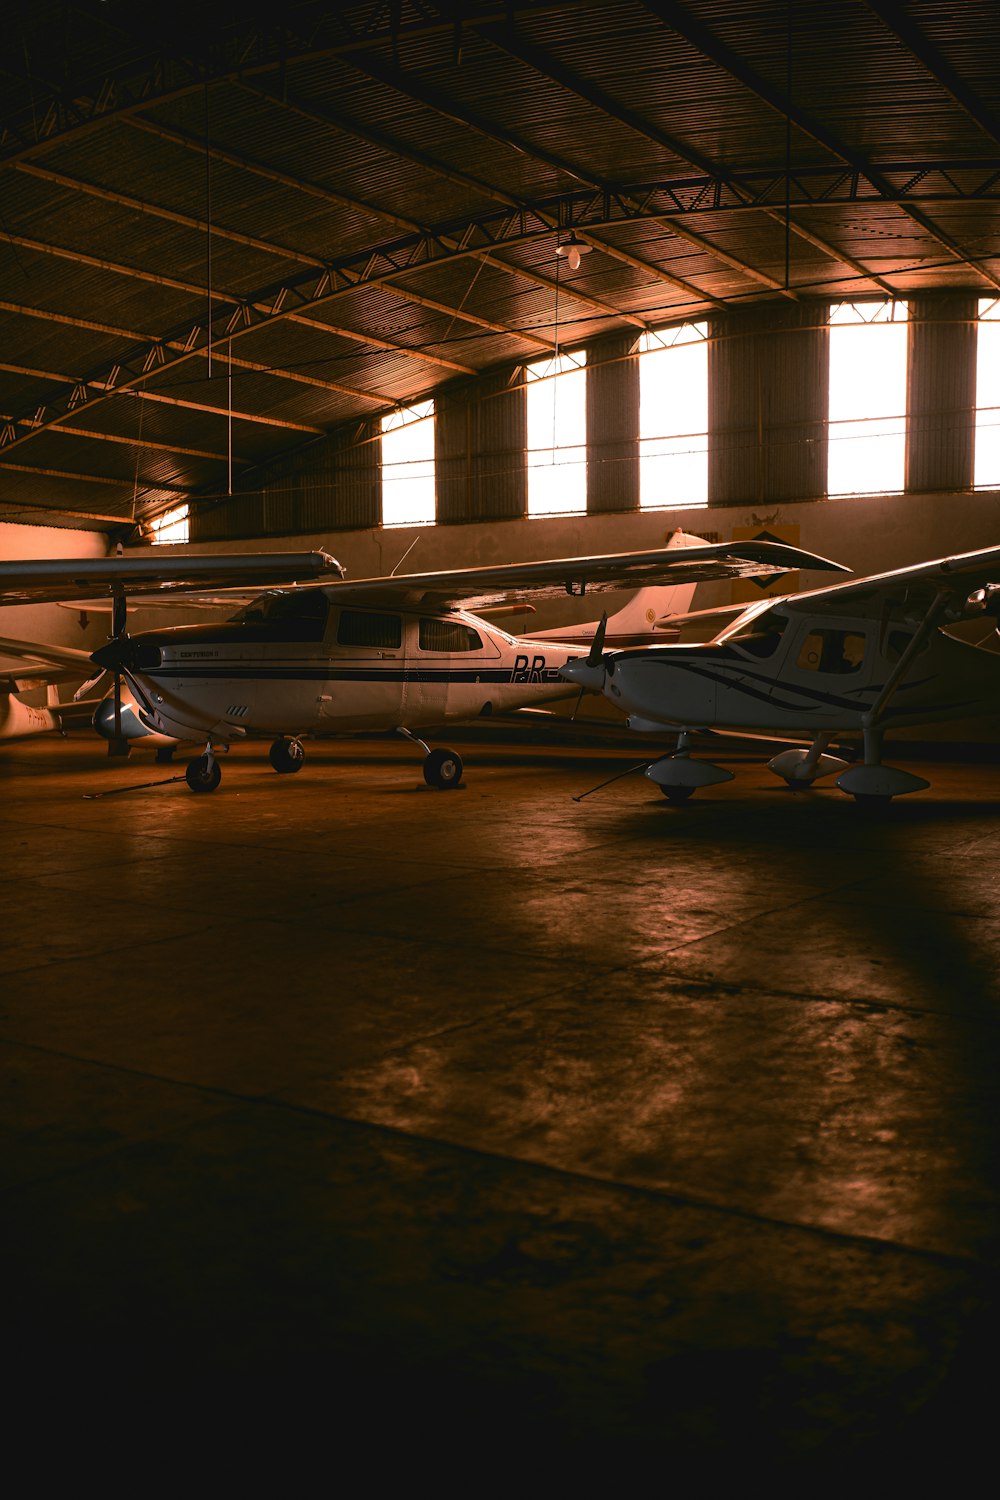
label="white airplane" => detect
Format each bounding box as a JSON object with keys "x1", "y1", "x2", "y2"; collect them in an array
[
  {"x1": 0, "y1": 644, "x2": 102, "y2": 742},
  {"x1": 0, "y1": 533, "x2": 843, "y2": 792},
  {"x1": 560, "y1": 542, "x2": 1000, "y2": 804},
  {"x1": 0, "y1": 550, "x2": 342, "y2": 758}
]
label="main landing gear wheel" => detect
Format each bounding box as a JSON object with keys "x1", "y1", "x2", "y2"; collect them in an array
[
  {"x1": 659, "y1": 784, "x2": 694, "y2": 803},
  {"x1": 269, "y1": 737, "x2": 305, "y2": 774},
  {"x1": 423, "y1": 747, "x2": 463, "y2": 789},
  {"x1": 185, "y1": 754, "x2": 221, "y2": 793}
]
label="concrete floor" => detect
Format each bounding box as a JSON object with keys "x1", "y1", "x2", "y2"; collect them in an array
[{"x1": 2, "y1": 731, "x2": 999, "y2": 1469}]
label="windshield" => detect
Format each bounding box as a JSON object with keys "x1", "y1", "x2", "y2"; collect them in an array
[
  {"x1": 728, "y1": 610, "x2": 788, "y2": 659},
  {"x1": 229, "y1": 588, "x2": 330, "y2": 640}
]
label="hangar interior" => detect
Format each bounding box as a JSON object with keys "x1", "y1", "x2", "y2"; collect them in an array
[{"x1": 2, "y1": 0, "x2": 1000, "y2": 1467}]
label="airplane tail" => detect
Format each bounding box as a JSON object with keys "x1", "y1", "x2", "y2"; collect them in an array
[{"x1": 535, "y1": 528, "x2": 708, "y2": 645}]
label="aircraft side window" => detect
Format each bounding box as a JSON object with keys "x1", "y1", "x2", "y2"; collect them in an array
[
  {"x1": 418, "y1": 619, "x2": 483, "y2": 653},
  {"x1": 796, "y1": 628, "x2": 866, "y2": 674},
  {"x1": 337, "y1": 609, "x2": 402, "y2": 650}
]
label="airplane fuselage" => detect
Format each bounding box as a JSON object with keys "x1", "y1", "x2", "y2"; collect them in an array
[
  {"x1": 115, "y1": 605, "x2": 584, "y2": 745},
  {"x1": 604, "y1": 610, "x2": 1000, "y2": 735}
]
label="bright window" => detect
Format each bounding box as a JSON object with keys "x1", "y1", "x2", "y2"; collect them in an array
[
  {"x1": 975, "y1": 299, "x2": 1000, "y2": 488},
  {"x1": 828, "y1": 301, "x2": 908, "y2": 495},
  {"x1": 526, "y1": 350, "x2": 587, "y2": 516},
  {"x1": 149, "y1": 503, "x2": 189, "y2": 544},
  {"x1": 639, "y1": 323, "x2": 708, "y2": 508},
  {"x1": 381, "y1": 400, "x2": 435, "y2": 526}
]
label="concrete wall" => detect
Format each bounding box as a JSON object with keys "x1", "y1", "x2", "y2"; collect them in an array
[{"x1": 0, "y1": 521, "x2": 108, "y2": 663}]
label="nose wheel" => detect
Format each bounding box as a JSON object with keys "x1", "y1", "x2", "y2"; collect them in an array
[{"x1": 185, "y1": 752, "x2": 221, "y2": 793}]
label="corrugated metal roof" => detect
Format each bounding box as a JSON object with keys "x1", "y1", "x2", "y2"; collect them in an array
[{"x1": 2, "y1": 0, "x2": 1000, "y2": 533}]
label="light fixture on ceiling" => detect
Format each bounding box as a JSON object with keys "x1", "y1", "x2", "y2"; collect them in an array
[{"x1": 556, "y1": 233, "x2": 591, "y2": 272}]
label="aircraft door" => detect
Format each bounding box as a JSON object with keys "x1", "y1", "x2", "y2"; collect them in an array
[
  {"x1": 320, "y1": 606, "x2": 405, "y2": 730},
  {"x1": 781, "y1": 619, "x2": 873, "y2": 724},
  {"x1": 401, "y1": 615, "x2": 502, "y2": 727}
]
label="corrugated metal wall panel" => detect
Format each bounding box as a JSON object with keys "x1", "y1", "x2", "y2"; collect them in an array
[
  {"x1": 906, "y1": 293, "x2": 978, "y2": 493},
  {"x1": 709, "y1": 302, "x2": 829, "y2": 505},
  {"x1": 587, "y1": 332, "x2": 639, "y2": 513},
  {"x1": 191, "y1": 421, "x2": 379, "y2": 540},
  {"x1": 436, "y1": 366, "x2": 526, "y2": 523}
]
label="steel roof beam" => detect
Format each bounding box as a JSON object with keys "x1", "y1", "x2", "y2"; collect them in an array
[
  {"x1": 349, "y1": 47, "x2": 768, "y2": 302},
  {"x1": 863, "y1": 3, "x2": 1000, "y2": 146},
  {"x1": 124, "y1": 113, "x2": 559, "y2": 349},
  {"x1": 6, "y1": 165, "x2": 999, "y2": 462},
  {"x1": 3, "y1": 233, "x2": 394, "y2": 404},
  {"x1": 478, "y1": 18, "x2": 891, "y2": 297},
  {"x1": 641, "y1": 0, "x2": 1000, "y2": 294},
  {"x1": 0, "y1": 4, "x2": 586, "y2": 165},
  {"x1": 247, "y1": 80, "x2": 668, "y2": 321},
  {"x1": 13, "y1": 161, "x2": 475, "y2": 376},
  {"x1": 0, "y1": 457, "x2": 189, "y2": 494}
]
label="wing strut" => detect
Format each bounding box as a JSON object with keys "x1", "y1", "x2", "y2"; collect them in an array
[{"x1": 863, "y1": 588, "x2": 951, "y2": 731}]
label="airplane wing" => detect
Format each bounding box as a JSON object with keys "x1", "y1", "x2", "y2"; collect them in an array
[
  {"x1": 317, "y1": 540, "x2": 847, "y2": 612},
  {"x1": 0, "y1": 550, "x2": 343, "y2": 606},
  {"x1": 0, "y1": 634, "x2": 94, "y2": 670},
  {"x1": 782, "y1": 542, "x2": 1000, "y2": 620}
]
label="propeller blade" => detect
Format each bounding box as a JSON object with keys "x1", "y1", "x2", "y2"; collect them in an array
[
  {"x1": 73, "y1": 668, "x2": 110, "y2": 703},
  {"x1": 112, "y1": 588, "x2": 127, "y2": 639},
  {"x1": 586, "y1": 611, "x2": 608, "y2": 667},
  {"x1": 114, "y1": 669, "x2": 122, "y2": 741}
]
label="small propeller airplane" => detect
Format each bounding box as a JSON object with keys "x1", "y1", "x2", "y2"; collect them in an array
[
  {"x1": 0, "y1": 646, "x2": 103, "y2": 743},
  {"x1": 0, "y1": 532, "x2": 843, "y2": 792},
  {"x1": 560, "y1": 542, "x2": 1000, "y2": 804}
]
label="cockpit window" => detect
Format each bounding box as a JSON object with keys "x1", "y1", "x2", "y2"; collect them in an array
[
  {"x1": 337, "y1": 609, "x2": 402, "y2": 650},
  {"x1": 796, "y1": 628, "x2": 866, "y2": 674},
  {"x1": 230, "y1": 589, "x2": 329, "y2": 640},
  {"x1": 730, "y1": 612, "x2": 788, "y2": 659},
  {"x1": 419, "y1": 619, "x2": 483, "y2": 653}
]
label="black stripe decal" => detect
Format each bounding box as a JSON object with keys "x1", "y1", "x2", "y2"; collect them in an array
[{"x1": 145, "y1": 666, "x2": 540, "y2": 685}]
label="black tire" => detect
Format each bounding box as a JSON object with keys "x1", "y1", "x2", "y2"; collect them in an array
[
  {"x1": 269, "y1": 737, "x2": 305, "y2": 774},
  {"x1": 423, "y1": 747, "x2": 463, "y2": 789},
  {"x1": 853, "y1": 792, "x2": 891, "y2": 808},
  {"x1": 786, "y1": 777, "x2": 814, "y2": 791},
  {"x1": 185, "y1": 754, "x2": 221, "y2": 793},
  {"x1": 659, "y1": 784, "x2": 694, "y2": 803}
]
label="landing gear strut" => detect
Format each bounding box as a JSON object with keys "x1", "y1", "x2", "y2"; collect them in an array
[
  {"x1": 836, "y1": 726, "x2": 928, "y2": 804},
  {"x1": 645, "y1": 730, "x2": 733, "y2": 803},
  {"x1": 397, "y1": 727, "x2": 463, "y2": 789}
]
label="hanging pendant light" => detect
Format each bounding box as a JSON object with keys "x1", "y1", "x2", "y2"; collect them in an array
[{"x1": 556, "y1": 233, "x2": 591, "y2": 272}]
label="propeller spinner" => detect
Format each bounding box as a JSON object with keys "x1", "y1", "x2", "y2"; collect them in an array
[{"x1": 559, "y1": 611, "x2": 611, "y2": 692}]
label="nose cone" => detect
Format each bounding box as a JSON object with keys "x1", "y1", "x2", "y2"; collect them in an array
[
  {"x1": 559, "y1": 657, "x2": 607, "y2": 693},
  {"x1": 90, "y1": 636, "x2": 161, "y2": 672},
  {"x1": 90, "y1": 639, "x2": 125, "y2": 672}
]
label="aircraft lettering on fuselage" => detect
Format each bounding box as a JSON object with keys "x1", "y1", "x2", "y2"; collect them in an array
[{"x1": 510, "y1": 653, "x2": 562, "y2": 685}]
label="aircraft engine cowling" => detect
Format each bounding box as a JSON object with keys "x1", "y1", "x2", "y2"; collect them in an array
[{"x1": 92, "y1": 694, "x2": 179, "y2": 750}]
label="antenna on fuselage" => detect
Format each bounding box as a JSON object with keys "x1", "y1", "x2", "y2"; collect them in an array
[{"x1": 390, "y1": 535, "x2": 421, "y2": 577}]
